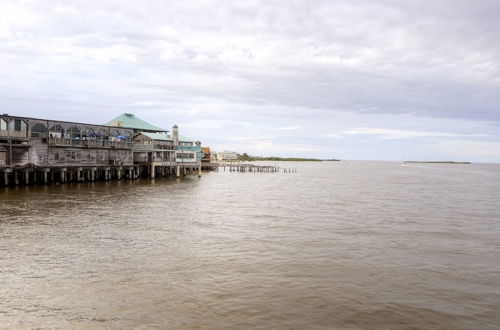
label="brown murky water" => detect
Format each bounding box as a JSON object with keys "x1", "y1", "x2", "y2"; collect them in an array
[{"x1": 1, "y1": 161, "x2": 500, "y2": 329}]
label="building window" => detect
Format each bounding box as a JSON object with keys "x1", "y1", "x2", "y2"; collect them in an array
[
  {"x1": 55, "y1": 152, "x2": 59, "y2": 160},
  {"x1": 1, "y1": 118, "x2": 8, "y2": 130},
  {"x1": 31, "y1": 123, "x2": 47, "y2": 138}
]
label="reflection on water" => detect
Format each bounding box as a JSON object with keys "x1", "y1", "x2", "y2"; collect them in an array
[{"x1": 1, "y1": 161, "x2": 500, "y2": 329}]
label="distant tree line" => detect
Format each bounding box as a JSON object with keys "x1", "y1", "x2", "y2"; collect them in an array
[{"x1": 237, "y1": 153, "x2": 339, "y2": 162}]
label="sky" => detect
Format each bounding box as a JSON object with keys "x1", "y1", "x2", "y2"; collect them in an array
[{"x1": 1, "y1": 0, "x2": 499, "y2": 162}]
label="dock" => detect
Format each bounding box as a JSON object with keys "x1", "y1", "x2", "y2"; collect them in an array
[{"x1": 220, "y1": 163, "x2": 297, "y2": 173}]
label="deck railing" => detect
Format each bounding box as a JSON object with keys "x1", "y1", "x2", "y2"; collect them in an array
[
  {"x1": 133, "y1": 144, "x2": 153, "y2": 151},
  {"x1": 49, "y1": 138, "x2": 133, "y2": 149},
  {"x1": 0, "y1": 130, "x2": 28, "y2": 138},
  {"x1": 179, "y1": 146, "x2": 200, "y2": 151},
  {"x1": 133, "y1": 144, "x2": 176, "y2": 151}
]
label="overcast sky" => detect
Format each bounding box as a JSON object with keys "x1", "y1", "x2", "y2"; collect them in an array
[{"x1": 1, "y1": 0, "x2": 499, "y2": 161}]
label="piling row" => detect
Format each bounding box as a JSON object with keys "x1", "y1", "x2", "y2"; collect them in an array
[
  {"x1": 222, "y1": 164, "x2": 297, "y2": 173},
  {"x1": 0, "y1": 164, "x2": 204, "y2": 186}
]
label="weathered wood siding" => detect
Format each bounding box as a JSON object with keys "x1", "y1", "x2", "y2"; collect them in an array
[
  {"x1": 30, "y1": 138, "x2": 49, "y2": 166},
  {"x1": 0, "y1": 115, "x2": 134, "y2": 168}
]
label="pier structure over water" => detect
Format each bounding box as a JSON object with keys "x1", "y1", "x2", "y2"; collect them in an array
[
  {"x1": 0, "y1": 113, "x2": 205, "y2": 186},
  {"x1": 106, "y1": 113, "x2": 204, "y2": 180}
]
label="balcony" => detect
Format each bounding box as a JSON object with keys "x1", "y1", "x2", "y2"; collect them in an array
[
  {"x1": 0, "y1": 130, "x2": 28, "y2": 138},
  {"x1": 49, "y1": 138, "x2": 133, "y2": 149},
  {"x1": 133, "y1": 144, "x2": 176, "y2": 152},
  {"x1": 179, "y1": 146, "x2": 200, "y2": 151},
  {"x1": 133, "y1": 144, "x2": 153, "y2": 151}
]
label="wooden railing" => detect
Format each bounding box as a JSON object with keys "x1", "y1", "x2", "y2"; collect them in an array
[
  {"x1": 49, "y1": 138, "x2": 133, "y2": 149},
  {"x1": 133, "y1": 144, "x2": 176, "y2": 151},
  {"x1": 0, "y1": 130, "x2": 28, "y2": 138}
]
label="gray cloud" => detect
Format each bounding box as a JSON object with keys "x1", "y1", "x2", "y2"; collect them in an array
[{"x1": 1, "y1": 0, "x2": 499, "y2": 160}]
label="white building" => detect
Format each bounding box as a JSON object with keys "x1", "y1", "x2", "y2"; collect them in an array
[{"x1": 216, "y1": 150, "x2": 238, "y2": 161}]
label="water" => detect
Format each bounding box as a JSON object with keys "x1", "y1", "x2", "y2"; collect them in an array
[{"x1": 1, "y1": 161, "x2": 499, "y2": 329}]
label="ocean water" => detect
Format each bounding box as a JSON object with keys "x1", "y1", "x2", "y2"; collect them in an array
[{"x1": 1, "y1": 161, "x2": 499, "y2": 329}]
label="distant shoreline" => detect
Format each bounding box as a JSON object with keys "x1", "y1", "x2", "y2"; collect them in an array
[{"x1": 404, "y1": 161, "x2": 471, "y2": 164}]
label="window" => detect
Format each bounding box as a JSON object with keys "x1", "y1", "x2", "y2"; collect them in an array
[
  {"x1": 50, "y1": 124, "x2": 64, "y2": 133},
  {"x1": 32, "y1": 123, "x2": 47, "y2": 132},
  {"x1": 68, "y1": 126, "x2": 81, "y2": 139},
  {"x1": 98, "y1": 128, "x2": 109, "y2": 140},
  {"x1": 72, "y1": 152, "x2": 76, "y2": 160},
  {"x1": 0, "y1": 118, "x2": 7, "y2": 130},
  {"x1": 31, "y1": 123, "x2": 47, "y2": 137},
  {"x1": 55, "y1": 152, "x2": 59, "y2": 160},
  {"x1": 83, "y1": 127, "x2": 95, "y2": 139},
  {"x1": 178, "y1": 152, "x2": 195, "y2": 159}
]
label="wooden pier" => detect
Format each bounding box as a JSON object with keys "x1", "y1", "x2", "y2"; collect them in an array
[
  {"x1": 0, "y1": 113, "x2": 294, "y2": 187},
  {"x1": 220, "y1": 163, "x2": 297, "y2": 173}
]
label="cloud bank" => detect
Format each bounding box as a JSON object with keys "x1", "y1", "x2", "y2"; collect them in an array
[{"x1": 1, "y1": 0, "x2": 499, "y2": 161}]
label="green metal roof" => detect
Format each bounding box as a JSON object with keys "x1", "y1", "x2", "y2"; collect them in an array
[
  {"x1": 105, "y1": 113, "x2": 168, "y2": 132},
  {"x1": 138, "y1": 132, "x2": 172, "y2": 141},
  {"x1": 138, "y1": 132, "x2": 194, "y2": 142},
  {"x1": 179, "y1": 134, "x2": 194, "y2": 142}
]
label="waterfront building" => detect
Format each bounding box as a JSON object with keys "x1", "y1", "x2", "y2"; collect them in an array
[
  {"x1": 0, "y1": 114, "x2": 135, "y2": 185},
  {"x1": 216, "y1": 150, "x2": 239, "y2": 161},
  {"x1": 0, "y1": 113, "x2": 204, "y2": 185},
  {"x1": 201, "y1": 147, "x2": 211, "y2": 163},
  {"x1": 106, "y1": 114, "x2": 202, "y2": 178}
]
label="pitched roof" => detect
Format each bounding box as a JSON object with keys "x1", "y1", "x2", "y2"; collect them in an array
[
  {"x1": 104, "y1": 113, "x2": 168, "y2": 132},
  {"x1": 179, "y1": 134, "x2": 194, "y2": 142},
  {"x1": 138, "y1": 132, "x2": 172, "y2": 141}
]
